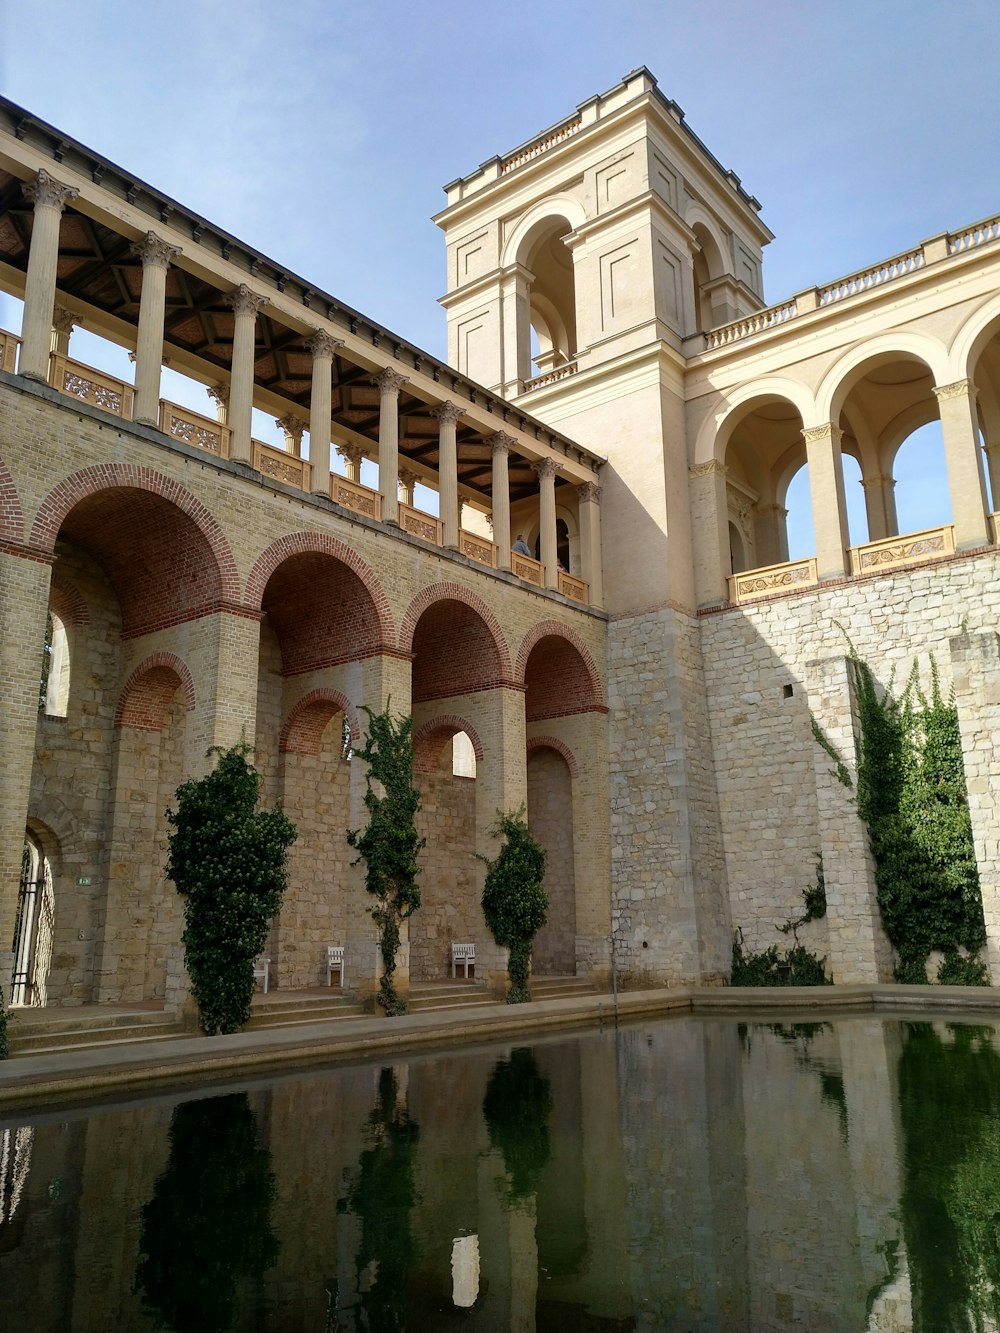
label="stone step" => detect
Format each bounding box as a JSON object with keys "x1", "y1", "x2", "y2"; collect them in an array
[
  {"x1": 407, "y1": 982, "x2": 493, "y2": 1014},
  {"x1": 8, "y1": 1013, "x2": 184, "y2": 1056},
  {"x1": 530, "y1": 976, "x2": 603, "y2": 1000},
  {"x1": 244, "y1": 994, "x2": 364, "y2": 1030}
]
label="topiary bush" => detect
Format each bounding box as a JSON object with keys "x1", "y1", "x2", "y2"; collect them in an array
[
  {"x1": 166, "y1": 742, "x2": 296, "y2": 1035},
  {"x1": 347, "y1": 706, "x2": 424, "y2": 1016},
  {"x1": 480, "y1": 809, "x2": 547, "y2": 1003}
]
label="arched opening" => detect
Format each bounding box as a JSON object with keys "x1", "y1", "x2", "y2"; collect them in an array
[
  {"x1": 524, "y1": 219, "x2": 577, "y2": 376},
  {"x1": 729, "y1": 521, "x2": 749, "y2": 574},
  {"x1": 722, "y1": 396, "x2": 807, "y2": 570},
  {"x1": 527, "y1": 745, "x2": 575, "y2": 976},
  {"x1": 12, "y1": 834, "x2": 54, "y2": 1007},
  {"x1": 691, "y1": 222, "x2": 726, "y2": 333},
  {"x1": 889, "y1": 421, "x2": 952, "y2": 533},
  {"x1": 452, "y1": 731, "x2": 477, "y2": 779}
]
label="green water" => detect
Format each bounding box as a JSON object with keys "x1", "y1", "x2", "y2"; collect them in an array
[{"x1": 1, "y1": 1014, "x2": 997, "y2": 1331}]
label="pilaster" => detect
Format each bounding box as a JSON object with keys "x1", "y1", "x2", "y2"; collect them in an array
[
  {"x1": 933, "y1": 379, "x2": 990, "y2": 548},
  {"x1": 577, "y1": 481, "x2": 604, "y2": 607},
  {"x1": 688, "y1": 460, "x2": 729, "y2": 605},
  {"x1": 803, "y1": 424, "x2": 850, "y2": 580}
]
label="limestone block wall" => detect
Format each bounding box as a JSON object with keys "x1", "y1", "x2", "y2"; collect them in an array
[
  {"x1": 412, "y1": 757, "x2": 477, "y2": 982},
  {"x1": 527, "y1": 746, "x2": 576, "y2": 975},
  {"x1": 699, "y1": 549, "x2": 1000, "y2": 961}
]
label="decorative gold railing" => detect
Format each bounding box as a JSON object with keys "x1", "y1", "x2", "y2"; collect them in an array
[
  {"x1": 0, "y1": 327, "x2": 20, "y2": 373},
  {"x1": 460, "y1": 529, "x2": 496, "y2": 568},
  {"x1": 849, "y1": 525, "x2": 955, "y2": 575},
  {"x1": 330, "y1": 473, "x2": 382, "y2": 521},
  {"x1": 558, "y1": 570, "x2": 589, "y2": 601},
  {"x1": 728, "y1": 557, "x2": 819, "y2": 604},
  {"x1": 252, "y1": 439, "x2": 312, "y2": 491},
  {"x1": 512, "y1": 552, "x2": 544, "y2": 586},
  {"x1": 159, "y1": 401, "x2": 231, "y2": 458},
  {"x1": 50, "y1": 354, "x2": 134, "y2": 419},
  {"x1": 399, "y1": 503, "x2": 443, "y2": 545}
]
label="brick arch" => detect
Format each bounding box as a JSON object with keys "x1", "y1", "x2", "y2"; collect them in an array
[
  {"x1": 526, "y1": 734, "x2": 579, "y2": 779},
  {"x1": 0, "y1": 453, "x2": 24, "y2": 544},
  {"x1": 246, "y1": 532, "x2": 394, "y2": 638},
  {"x1": 516, "y1": 619, "x2": 605, "y2": 715},
  {"x1": 401, "y1": 582, "x2": 513, "y2": 675},
  {"x1": 280, "y1": 688, "x2": 360, "y2": 755},
  {"x1": 412, "y1": 714, "x2": 484, "y2": 773},
  {"x1": 115, "y1": 653, "x2": 196, "y2": 731},
  {"x1": 29, "y1": 465, "x2": 241, "y2": 637},
  {"x1": 49, "y1": 573, "x2": 90, "y2": 627}
]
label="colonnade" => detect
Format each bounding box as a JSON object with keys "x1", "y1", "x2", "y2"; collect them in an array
[{"x1": 9, "y1": 169, "x2": 604, "y2": 603}]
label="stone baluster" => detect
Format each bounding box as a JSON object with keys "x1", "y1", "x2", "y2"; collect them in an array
[
  {"x1": 276, "y1": 413, "x2": 307, "y2": 458},
  {"x1": 338, "y1": 443, "x2": 365, "y2": 483},
  {"x1": 802, "y1": 424, "x2": 850, "y2": 580},
  {"x1": 433, "y1": 400, "x2": 462, "y2": 549},
  {"x1": 577, "y1": 481, "x2": 603, "y2": 606},
  {"x1": 375, "y1": 368, "x2": 408, "y2": 523},
  {"x1": 534, "y1": 457, "x2": 560, "y2": 590},
  {"x1": 226, "y1": 284, "x2": 268, "y2": 464},
  {"x1": 307, "y1": 331, "x2": 341, "y2": 495},
  {"x1": 132, "y1": 232, "x2": 181, "y2": 425},
  {"x1": 933, "y1": 379, "x2": 990, "y2": 548},
  {"x1": 488, "y1": 432, "x2": 514, "y2": 570},
  {"x1": 50, "y1": 306, "x2": 77, "y2": 357},
  {"x1": 20, "y1": 170, "x2": 79, "y2": 381}
]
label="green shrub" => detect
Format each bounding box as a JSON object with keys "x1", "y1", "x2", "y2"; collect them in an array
[
  {"x1": 166, "y1": 742, "x2": 296, "y2": 1035},
  {"x1": 480, "y1": 810, "x2": 547, "y2": 1003},
  {"x1": 347, "y1": 707, "x2": 424, "y2": 1016},
  {"x1": 731, "y1": 929, "x2": 830, "y2": 987}
]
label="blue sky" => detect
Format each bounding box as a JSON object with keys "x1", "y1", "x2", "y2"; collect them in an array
[{"x1": 2, "y1": 0, "x2": 998, "y2": 553}]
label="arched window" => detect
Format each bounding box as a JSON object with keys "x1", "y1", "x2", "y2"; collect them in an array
[
  {"x1": 452, "y1": 731, "x2": 477, "y2": 779},
  {"x1": 12, "y1": 835, "x2": 54, "y2": 1007}
]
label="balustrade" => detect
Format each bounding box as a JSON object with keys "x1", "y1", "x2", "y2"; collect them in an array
[
  {"x1": 819, "y1": 247, "x2": 923, "y2": 306},
  {"x1": 251, "y1": 438, "x2": 312, "y2": 491},
  {"x1": 512, "y1": 551, "x2": 544, "y2": 586},
  {"x1": 49, "y1": 353, "x2": 133, "y2": 419},
  {"x1": 399, "y1": 503, "x2": 443, "y2": 546},
  {"x1": 523, "y1": 362, "x2": 578, "y2": 393},
  {"x1": 501, "y1": 117, "x2": 581, "y2": 174},
  {"x1": 727, "y1": 557, "x2": 819, "y2": 604},
  {"x1": 848, "y1": 525, "x2": 956, "y2": 575},
  {"x1": 158, "y1": 401, "x2": 231, "y2": 458},
  {"x1": 0, "y1": 327, "x2": 20, "y2": 373},
  {"x1": 330, "y1": 473, "x2": 382, "y2": 521},
  {"x1": 460, "y1": 529, "x2": 497, "y2": 568},
  {"x1": 949, "y1": 215, "x2": 1000, "y2": 254},
  {"x1": 557, "y1": 570, "x2": 589, "y2": 601},
  {"x1": 705, "y1": 301, "x2": 797, "y2": 350}
]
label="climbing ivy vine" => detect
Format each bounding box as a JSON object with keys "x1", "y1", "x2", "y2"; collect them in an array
[
  {"x1": 730, "y1": 856, "x2": 830, "y2": 987},
  {"x1": 347, "y1": 706, "x2": 424, "y2": 1016},
  {"x1": 166, "y1": 742, "x2": 297, "y2": 1035},
  {"x1": 480, "y1": 809, "x2": 548, "y2": 1004},
  {"x1": 850, "y1": 655, "x2": 987, "y2": 984}
]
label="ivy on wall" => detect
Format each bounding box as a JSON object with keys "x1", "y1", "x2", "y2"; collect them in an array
[
  {"x1": 166, "y1": 742, "x2": 297, "y2": 1034},
  {"x1": 347, "y1": 706, "x2": 424, "y2": 1016},
  {"x1": 850, "y1": 656, "x2": 987, "y2": 984},
  {"x1": 730, "y1": 857, "x2": 830, "y2": 987},
  {"x1": 480, "y1": 810, "x2": 548, "y2": 1004}
]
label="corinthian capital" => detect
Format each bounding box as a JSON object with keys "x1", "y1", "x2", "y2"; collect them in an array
[
  {"x1": 131, "y1": 230, "x2": 182, "y2": 269},
  {"x1": 373, "y1": 367, "x2": 408, "y2": 396},
  {"x1": 23, "y1": 168, "x2": 79, "y2": 212},
  {"x1": 431, "y1": 399, "x2": 462, "y2": 426},
  {"x1": 227, "y1": 283, "x2": 269, "y2": 319},
  {"x1": 307, "y1": 329, "x2": 343, "y2": 360},
  {"x1": 933, "y1": 378, "x2": 977, "y2": 403},
  {"x1": 487, "y1": 431, "x2": 514, "y2": 457},
  {"x1": 532, "y1": 457, "x2": 560, "y2": 482},
  {"x1": 577, "y1": 481, "x2": 602, "y2": 505},
  {"x1": 801, "y1": 423, "x2": 843, "y2": 447}
]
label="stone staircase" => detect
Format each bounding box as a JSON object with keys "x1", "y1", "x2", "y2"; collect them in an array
[
  {"x1": 406, "y1": 980, "x2": 495, "y2": 1014},
  {"x1": 529, "y1": 975, "x2": 605, "y2": 1002},
  {"x1": 6, "y1": 1004, "x2": 186, "y2": 1057},
  {"x1": 243, "y1": 989, "x2": 364, "y2": 1031}
]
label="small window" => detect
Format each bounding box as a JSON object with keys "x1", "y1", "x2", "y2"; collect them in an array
[{"x1": 452, "y1": 732, "x2": 476, "y2": 779}]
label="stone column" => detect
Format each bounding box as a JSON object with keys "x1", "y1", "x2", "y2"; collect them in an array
[
  {"x1": 803, "y1": 424, "x2": 850, "y2": 580},
  {"x1": 0, "y1": 552, "x2": 53, "y2": 1000},
  {"x1": 748, "y1": 500, "x2": 782, "y2": 564},
  {"x1": 860, "y1": 473, "x2": 897, "y2": 542},
  {"x1": 983, "y1": 441, "x2": 1000, "y2": 520},
  {"x1": 132, "y1": 231, "x2": 181, "y2": 425},
  {"x1": 534, "y1": 456, "x2": 560, "y2": 590},
  {"x1": 50, "y1": 305, "x2": 77, "y2": 357},
  {"x1": 398, "y1": 468, "x2": 417, "y2": 508},
  {"x1": 207, "y1": 383, "x2": 229, "y2": 424},
  {"x1": 307, "y1": 330, "x2": 340, "y2": 495},
  {"x1": 934, "y1": 379, "x2": 990, "y2": 548},
  {"x1": 433, "y1": 400, "x2": 461, "y2": 549},
  {"x1": 806, "y1": 655, "x2": 893, "y2": 982},
  {"x1": 500, "y1": 262, "x2": 534, "y2": 396},
  {"x1": 949, "y1": 630, "x2": 1000, "y2": 981},
  {"x1": 338, "y1": 443, "x2": 365, "y2": 483},
  {"x1": 276, "y1": 413, "x2": 307, "y2": 458},
  {"x1": 577, "y1": 481, "x2": 604, "y2": 607},
  {"x1": 20, "y1": 169, "x2": 79, "y2": 381},
  {"x1": 488, "y1": 432, "x2": 514, "y2": 571},
  {"x1": 375, "y1": 368, "x2": 407, "y2": 524},
  {"x1": 226, "y1": 284, "x2": 268, "y2": 464},
  {"x1": 688, "y1": 461, "x2": 730, "y2": 605}
]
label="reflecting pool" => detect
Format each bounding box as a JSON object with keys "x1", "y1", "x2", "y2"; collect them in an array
[{"x1": 3, "y1": 1014, "x2": 1000, "y2": 1330}]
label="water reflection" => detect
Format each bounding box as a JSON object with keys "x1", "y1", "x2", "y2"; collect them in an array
[
  {"x1": 7, "y1": 1017, "x2": 1000, "y2": 1327},
  {"x1": 133, "y1": 1092, "x2": 278, "y2": 1332}
]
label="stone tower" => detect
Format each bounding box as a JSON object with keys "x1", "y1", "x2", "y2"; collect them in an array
[{"x1": 436, "y1": 68, "x2": 772, "y2": 983}]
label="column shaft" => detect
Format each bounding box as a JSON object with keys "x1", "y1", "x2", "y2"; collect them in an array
[
  {"x1": 489, "y1": 433, "x2": 513, "y2": 570},
  {"x1": 308, "y1": 331, "x2": 340, "y2": 495},
  {"x1": 20, "y1": 171, "x2": 79, "y2": 380},
  {"x1": 227, "y1": 285, "x2": 267, "y2": 464},
  {"x1": 376, "y1": 369, "x2": 407, "y2": 524},
  {"x1": 535, "y1": 457, "x2": 560, "y2": 590},
  {"x1": 803, "y1": 424, "x2": 850, "y2": 580},
  {"x1": 433, "y1": 401, "x2": 461, "y2": 548},
  {"x1": 935, "y1": 379, "x2": 990, "y2": 548},
  {"x1": 132, "y1": 233, "x2": 180, "y2": 424}
]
